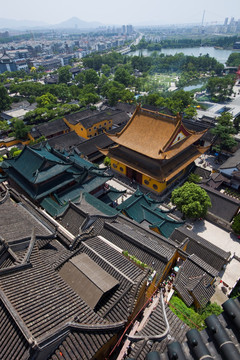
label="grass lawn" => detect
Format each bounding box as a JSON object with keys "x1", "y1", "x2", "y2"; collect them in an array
[{"x1": 141, "y1": 73, "x2": 179, "y2": 92}]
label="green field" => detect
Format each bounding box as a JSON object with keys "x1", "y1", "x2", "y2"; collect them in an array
[{"x1": 141, "y1": 73, "x2": 179, "y2": 92}]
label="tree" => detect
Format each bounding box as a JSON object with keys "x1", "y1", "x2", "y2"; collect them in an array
[
  {"x1": 36, "y1": 93, "x2": 57, "y2": 108},
  {"x1": 114, "y1": 66, "x2": 131, "y2": 86},
  {"x1": 11, "y1": 119, "x2": 30, "y2": 140},
  {"x1": 211, "y1": 112, "x2": 237, "y2": 152},
  {"x1": 184, "y1": 106, "x2": 197, "y2": 119},
  {"x1": 171, "y1": 182, "x2": 211, "y2": 219},
  {"x1": 103, "y1": 156, "x2": 111, "y2": 167},
  {"x1": 58, "y1": 66, "x2": 71, "y2": 84},
  {"x1": 101, "y1": 64, "x2": 111, "y2": 77},
  {"x1": 0, "y1": 85, "x2": 11, "y2": 111},
  {"x1": 226, "y1": 53, "x2": 240, "y2": 67},
  {"x1": 188, "y1": 173, "x2": 201, "y2": 184},
  {"x1": 206, "y1": 75, "x2": 235, "y2": 102},
  {"x1": 0, "y1": 120, "x2": 10, "y2": 131},
  {"x1": 84, "y1": 69, "x2": 99, "y2": 86},
  {"x1": 232, "y1": 213, "x2": 240, "y2": 235}
]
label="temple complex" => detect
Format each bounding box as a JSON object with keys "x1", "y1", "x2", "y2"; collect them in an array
[{"x1": 100, "y1": 105, "x2": 209, "y2": 193}]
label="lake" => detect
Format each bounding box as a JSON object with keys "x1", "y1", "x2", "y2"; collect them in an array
[{"x1": 128, "y1": 47, "x2": 239, "y2": 65}]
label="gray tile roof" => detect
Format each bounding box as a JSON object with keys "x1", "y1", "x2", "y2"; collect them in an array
[
  {"x1": 219, "y1": 149, "x2": 240, "y2": 170},
  {"x1": 136, "y1": 297, "x2": 240, "y2": 360},
  {"x1": 173, "y1": 257, "x2": 215, "y2": 307},
  {"x1": 201, "y1": 184, "x2": 240, "y2": 222},
  {"x1": 30, "y1": 118, "x2": 69, "y2": 139},
  {"x1": 128, "y1": 301, "x2": 189, "y2": 360},
  {"x1": 0, "y1": 195, "x2": 53, "y2": 242},
  {"x1": 170, "y1": 226, "x2": 230, "y2": 271},
  {"x1": 46, "y1": 131, "x2": 86, "y2": 151}
]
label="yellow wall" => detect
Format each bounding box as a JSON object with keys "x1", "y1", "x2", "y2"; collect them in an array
[
  {"x1": 0, "y1": 138, "x2": 30, "y2": 147},
  {"x1": 63, "y1": 117, "x2": 112, "y2": 139},
  {"x1": 111, "y1": 159, "x2": 126, "y2": 175},
  {"x1": 142, "y1": 174, "x2": 166, "y2": 193},
  {"x1": 28, "y1": 133, "x2": 35, "y2": 141}
]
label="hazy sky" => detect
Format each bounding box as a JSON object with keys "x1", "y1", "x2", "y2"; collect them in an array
[{"x1": 1, "y1": 0, "x2": 239, "y2": 25}]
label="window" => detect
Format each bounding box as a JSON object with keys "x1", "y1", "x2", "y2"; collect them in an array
[
  {"x1": 112, "y1": 163, "x2": 117, "y2": 168},
  {"x1": 94, "y1": 132, "x2": 97, "y2": 136},
  {"x1": 153, "y1": 184, "x2": 158, "y2": 190},
  {"x1": 104, "y1": 122, "x2": 106, "y2": 126},
  {"x1": 94, "y1": 126, "x2": 97, "y2": 130},
  {"x1": 89, "y1": 128, "x2": 91, "y2": 132},
  {"x1": 109, "y1": 121, "x2": 111, "y2": 123},
  {"x1": 81, "y1": 128, "x2": 83, "y2": 131},
  {"x1": 99, "y1": 124, "x2": 102, "y2": 128},
  {"x1": 119, "y1": 167, "x2": 124, "y2": 172},
  {"x1": 144, "y1": 179, "x2": 149, "y2": 185}
]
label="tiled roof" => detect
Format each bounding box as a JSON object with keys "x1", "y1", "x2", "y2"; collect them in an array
[
  {"x1": 0, "y1": 194, "x2": 53, "y2": 242},
  {"x1": 103, "y1": 143, "x2": 207, "y2": 182},
  {"x1": 219, "y1": 149, "x2": 240, "y2": 170},
  {"x1": 173, "y1": 257, "x2": 215, "y2": 307},
  {"x1": 3, "y1": 145, "x2": 111, "y2": 201},
  {"x1": 75, "y1": 124, "x2": 125, "y2": 161},
  {"x1": 46, "y1": 131, "x2": 86, "y2": 151},
  {"x1": 0, "y1": 234, "x2": 127, "y2": 360},
  {"x1": 170, "y1": 226, "x2": 230, "y2": 271},
  {"x1": 138, "y1": 297, "x2": 240, "y2": 360},
  {"x1": 64, "y1": 109, "x2": 99, "y2": 125},
  {"x1": 0, "y1": 299, "x2": 30, "y2": 360},
  {"x1": 30, "y1": 118, "x2": 69, "y2": 139},
  {"x1": 107, "y1": 106, "x2": 207, "y2": 160},
  {"x1": 201, "y1": 184, "x2": 240, "y2": 222},
  {"x1": 128, "y1": 300, "x2": 189, "y2": 360},
  {"x1": 117, "y1": 189, "x2": 184, "y2": 238}
]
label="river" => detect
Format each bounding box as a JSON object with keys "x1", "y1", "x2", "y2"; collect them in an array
[{"x1": 128, "y1": 47, "x2": 239, "y2": 65}]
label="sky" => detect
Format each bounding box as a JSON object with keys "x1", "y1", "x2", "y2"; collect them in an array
[{"x1": 1, "y1": 0, "x2": 239, "y2": 26}]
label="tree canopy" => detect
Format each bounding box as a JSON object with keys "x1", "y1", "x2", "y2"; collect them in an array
[
  {"x1": 0, "y1": 85, "x2": 11, "y2": 111},
  {"x1": 171, "y1": 182, "x2": 211, "y2": 219},
  {"x1": 211, "y1": 112, "x2": 237, "y2": 152},
  {"x1": 232, "y1": 213, "x2": 240, "y2": 235},
  {"x1": 58, "y1": 66, "x2": 71, "y2": 84},
  {"x1": 206, "y1": 75, "x2": 235, "y2": 102},
  {"x1": 226, "y1": 53, "x2": 240, "y2": 67}
]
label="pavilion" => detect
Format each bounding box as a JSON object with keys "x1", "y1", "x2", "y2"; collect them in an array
[{"x1": 100, "y1": 105, "x2": 209, "y2": 193}]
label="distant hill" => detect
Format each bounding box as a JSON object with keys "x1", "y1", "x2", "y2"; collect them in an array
[
  {"x1": 0, "y1": 17, "x2": 103, "y2": 31},
  {"x1": 53, "y1": 17, "x2": 103, "y2": 29}
]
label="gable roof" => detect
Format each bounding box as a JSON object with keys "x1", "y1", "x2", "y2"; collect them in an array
[
  {"x1": 106, "y1": 106, "x2": 207, "y2": 160},
  {"x1": 170, "y1": 226, "x2": 230, "y2": 271},
  {"x1": 117, "y1": 189, "x2": 184, "y2": 238},
  {"x1": 201, "y1": 184, "x2": 240, "y2": 222},
  {"x1": 174, "y1": 256, "x2": 215, "y2": 307},
  {"x1": 0, "y1": 192, "x2": 53, "y2": 242},
  {"x1": 59, "y1": 253, "x2": 119, "y2": 309},
  {"x1": 3, "y1": 145, "x2": 111, "y2": 201},
  {"x1": 30, "y1": 118, "x2": 69, "y2": 139},
  {"x1": 219, "y1": 149, "x2": 240, "y2": 170},
  {"x1": 46, "y1": 131, "x2": 86, "y2": 151}
]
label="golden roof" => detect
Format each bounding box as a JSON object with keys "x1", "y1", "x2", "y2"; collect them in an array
[{"x1": 106, "y1": 106, "x2": 207, "y2": 160}]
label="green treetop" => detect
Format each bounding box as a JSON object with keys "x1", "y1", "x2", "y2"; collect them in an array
[
  {"x1": 171, "y1": 182, "x2": 211, "y2": 219},
  {"x1": 211, "y1": 112, "x2": 237, "y2": 153}
]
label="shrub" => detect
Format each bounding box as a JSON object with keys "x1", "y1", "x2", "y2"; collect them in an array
[{"x1": 232, "y1": 213, "x2": 240, "y2": 235}]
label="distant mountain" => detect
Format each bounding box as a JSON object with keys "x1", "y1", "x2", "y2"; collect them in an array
[
  {"x1": 0, "y1": 18, "x2": 48, "y2": 30},
  {"x1": 0, "y1": 17, "x2": 103, "y2": 31},
  {"x1": 52, "y1": 17, "x2": 103, "y2": 29}
]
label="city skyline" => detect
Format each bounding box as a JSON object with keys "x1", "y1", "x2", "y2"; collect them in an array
[{"x1": 1, "y1": 0, "x2": 239, "y2": 27}]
